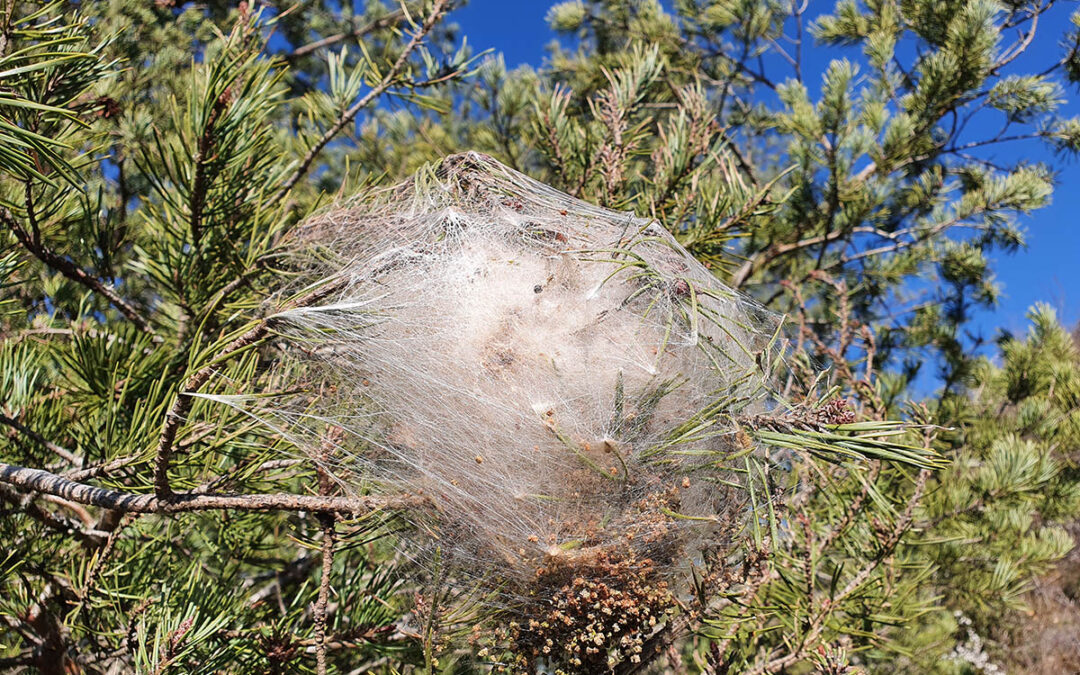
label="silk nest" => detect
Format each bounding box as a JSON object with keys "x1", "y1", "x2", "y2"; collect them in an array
[{"x1": 211, "y1": 153, "x2": 787, "y2": 611}]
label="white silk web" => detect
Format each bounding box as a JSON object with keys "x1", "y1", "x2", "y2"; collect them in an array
[{"x1": 209, "y1": 153, "x2": 791, "y2": 662}]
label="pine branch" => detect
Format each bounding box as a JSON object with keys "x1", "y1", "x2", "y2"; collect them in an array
[
  {"x1": 314, "y1": 443, "x2": 336, "y2": 675},
  {"x1": 152, "y1": 277, "x2": 347, "y2": 498},
  {"x1": 745, "y1": 468, "x2": 932, "y2": 675},
  {"x1": 272, "y1": 0, "x2": 450, "y2": 203},
  {"x1": 188, "y1": 90, "x2": 229, "y2": 247},
  {"x1": 314, "y1": 513, "x2": 335, "y2": 675},
  {"x1": 1, "y1": 207, "x2": 153, "y2": 333},
  {"x1": 0, "y1": 483, "x2": 107, "y2": 546},
  {"x1": 0, "y1": 411, "x2": 80, "y2": 466},
  {"x1": 731, "y1": 225, "x2": 899, "y2": 289},
  {"x1": 0, "y1": 462, "x2": 422, "y2": 514},
  {"x1": 285, "y1": 9, "x2": 407, "y2": 61},
  {"x1": 993, "y1": 6, "x2": 1041, "y2": 72}
]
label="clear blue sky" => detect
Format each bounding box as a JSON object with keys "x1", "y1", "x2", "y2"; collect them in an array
[{"x1": 450, "y1": 0, "x2": 1080, "y2": 341}]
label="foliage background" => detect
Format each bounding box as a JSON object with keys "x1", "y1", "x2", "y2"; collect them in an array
[{"x1": 1, "y1": 0, "x2": 1079, "y2": 673}]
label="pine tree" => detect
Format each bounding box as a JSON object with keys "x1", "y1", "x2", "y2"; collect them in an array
[
  {"x1": 1, "y1": 1, "x2": 1078, "y2": 673},
  {"x1": 912, "y1": 305, "x2": 1080, "y2": 673}
]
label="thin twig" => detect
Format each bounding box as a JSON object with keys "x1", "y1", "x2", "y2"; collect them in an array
[
  {"x1": 152, "y1": 277, "x2": 346, "y2": 497},
  {"x1": 272, "y1": 0, "x2": 449, "y2": 203},
  {"x1": 993, "y1": 7, "x2": 1041, "y2": 72},
  {"x1": 285, "y1": 9, "x2": 406, "y2": 60},
  {"x1": 77, "y1": 513, "x2": 137, "y2": 602},
  {"x1": 1, "y1": 208, "x2": 153, "y2": 333},
  {"x1": 0, "y1": 412, "x2": 80, "y2": 466},
  {"x1": 64, "y1": 454, "x2": 143, "y2": 482},
  {"x1": 0, "y1": 483, "x2": 106, "y2": 546},
  {"x1": 731, "y1": 224, "x2": 894, "y2": 289}
]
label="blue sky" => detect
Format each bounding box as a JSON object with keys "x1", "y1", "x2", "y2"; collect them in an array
[{"x1": 450, "y1": 0, "x2": 1080, "y2": 340}]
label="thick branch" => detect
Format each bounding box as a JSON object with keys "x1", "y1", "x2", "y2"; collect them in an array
[
  {"x1": 314, "y1": 513, "x2": 335, "y2": 675},
  {"x1": 0, "y1": 462, "x2": 420, "y2": 515},
  {"x1": 314, "y1": 443, "x2": 336, "y2": 674}
]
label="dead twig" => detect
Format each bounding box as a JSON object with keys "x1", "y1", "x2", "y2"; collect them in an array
[{"x1": 0, "y1": 411, "x2": 80, "y2": 466}]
